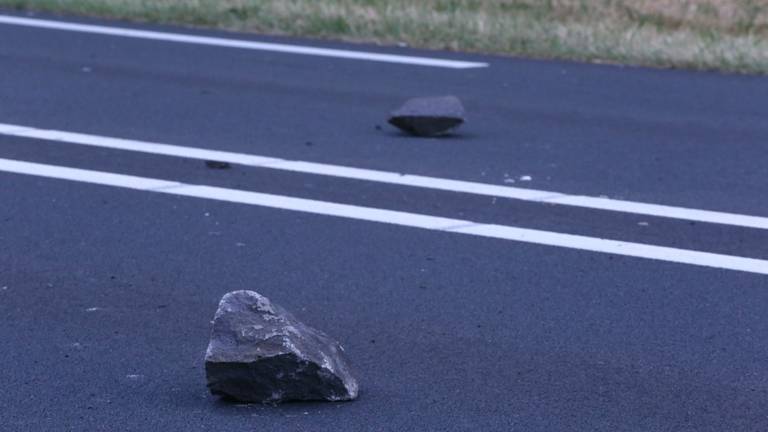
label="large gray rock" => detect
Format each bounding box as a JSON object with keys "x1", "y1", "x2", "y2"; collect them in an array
[
  {"x1": 205, "y1": 291, "x2": 359, "y2": 404},
  {"x1": 388, "y1": 95, "x2": 465, "y2": 137}
]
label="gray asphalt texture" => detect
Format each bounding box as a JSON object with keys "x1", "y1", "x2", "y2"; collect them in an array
[{"x1": 1, "y1": 10, "x2": 768, "y2": 432}]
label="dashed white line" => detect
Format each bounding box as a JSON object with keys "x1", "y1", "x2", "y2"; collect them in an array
[
  {"x1": 0, "y1": 15, "x2": 488, "y2": 69},
  {"x1": 1, "y1": 122, "x2": 766, "y2": 230},
  {"x1": 0, "y1": 157, "x2": 766, "y2": 276}
]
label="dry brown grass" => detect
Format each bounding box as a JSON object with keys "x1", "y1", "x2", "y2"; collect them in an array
[{"x1": 2, "y1": 0, "x2": 768, "y2": 73}]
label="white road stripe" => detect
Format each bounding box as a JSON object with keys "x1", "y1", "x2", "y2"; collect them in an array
[
  {"x1": 0, "y1": 157, "x2": 766, "y2": 276},
  {"x1": 0, "y1": 14, "x2": 488, "y2": 69},
  {"x1": 1, "y1": 122, "x2": 766, "y2": 230}
]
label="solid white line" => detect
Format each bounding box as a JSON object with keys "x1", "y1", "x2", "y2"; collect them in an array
[
  {"x1": 1, "y1": 122, "x2": 767, "y2": 230},
  {"x1": 0, "y1": 157, "x2": 766, "y2": 276},
  {"x1": 0, "y1": 14, "x2": 488, "y2": 69}
]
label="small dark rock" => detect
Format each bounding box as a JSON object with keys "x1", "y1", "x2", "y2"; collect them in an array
[
  {"x1": 304, "y1": 141, "x2": 314, "y2": 147},
  {"x1": 205, "y1": 160, "x2": 231, "y2": 170},
  {"x1": 388, "y1": 95, "x2": 465, "y2": 137},
  {"x1": 205, "y1": 291, "x2": 359, "y2": 404}
]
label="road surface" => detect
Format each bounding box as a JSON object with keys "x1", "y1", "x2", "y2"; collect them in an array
[{"x1": 1, "y1": 10, "x2": 767, "y2": 431}]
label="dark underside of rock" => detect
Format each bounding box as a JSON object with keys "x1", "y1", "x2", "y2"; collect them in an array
[
  {"x1": 388, "y1": 95, "x2": 466, "y2": 137},
  {"x1": 205, "y1": 291, "x2": 359, "y2": 404}
]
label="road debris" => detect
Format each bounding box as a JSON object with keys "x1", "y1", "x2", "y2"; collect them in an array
[
  {"x1": 205, "y1": 160, "x2": 231, "y2": 169},
  {"x1": 388, "y1": 95, "x2": 465, "y2": 137},
  {"x1": 205, "y1": 290, "x2": 359, "y2": 404}
]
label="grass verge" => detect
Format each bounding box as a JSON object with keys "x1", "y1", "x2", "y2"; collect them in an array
[{"x1": 2, "y1": 0, "x2": 768, "y2": 74}]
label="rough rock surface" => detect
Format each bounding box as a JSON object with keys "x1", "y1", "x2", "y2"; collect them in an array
[
  {"x1": 205, "y1": 291, "x2": 359, "y2": 404},
  {"x1": 388, "y1": 95, "x2": 466, "y2": 137}
]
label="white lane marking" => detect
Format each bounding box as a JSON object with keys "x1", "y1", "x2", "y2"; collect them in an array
[
  {"x1": 0, "y1": 15, "x2": 488, "y2": 69},
  {"x1": 1, "y1": 122, "x2": 767, "y2": 230},
  {"x1": 0, "y1": 157, "x2": 766, "y2": 276}
]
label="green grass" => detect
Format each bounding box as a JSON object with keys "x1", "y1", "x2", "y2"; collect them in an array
[{"x1": 3, "y1": 0, "x2": 768, "y2": 74}]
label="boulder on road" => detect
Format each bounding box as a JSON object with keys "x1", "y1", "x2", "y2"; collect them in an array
[
  {"x1": 388, "y1": 95, "x2": 465, "y2": 137},
  {"x1": 205, "y1": 290, "x2": 359, "y2": 404}
]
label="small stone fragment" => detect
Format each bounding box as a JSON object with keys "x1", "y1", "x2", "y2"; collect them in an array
[
  {"x1": 388, "y1": 95, "x2": 465, "y2": 137},
  {"x1": 205, "y1": 290, "x2": 359, "y2": 404},
  {"x1": 205, "y1": 160, "x2": 231, "y2": 169}
]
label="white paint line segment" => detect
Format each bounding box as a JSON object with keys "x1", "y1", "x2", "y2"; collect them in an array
[
  {"x1": 1, "y1": 122, "x2": 766, "y2": 230},
  {"x1": 0, "y1": 15, "x2": 488, "y2": 69},
  {"x1": 0, "y1": 157, "x2": 766, "y2": 276}
]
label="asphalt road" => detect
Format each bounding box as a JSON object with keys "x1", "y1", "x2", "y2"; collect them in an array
[{"x1": 1, "y1": 10, "x2": 768, "y2": 432}]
